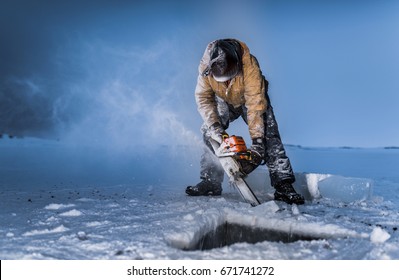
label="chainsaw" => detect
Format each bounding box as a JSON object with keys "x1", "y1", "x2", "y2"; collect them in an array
[
  {"x1": 215, "y1": 135, "x2": 250, "y2": 160},
  {"x1": 209, "y1": 135, "x2": 261, "y2": 206}
]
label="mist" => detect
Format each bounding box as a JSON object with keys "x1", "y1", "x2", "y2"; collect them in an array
[
  {"x1": 0, "y1": 1, "x2": 215, "y2": 189},
  {"x1": 1, "y1": 1, "x2": 205, "y2": 150}
]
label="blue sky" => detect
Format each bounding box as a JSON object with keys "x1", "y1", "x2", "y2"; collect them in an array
[{"x1": 1, "y1": 0, "x2": 398, "y2": 147}]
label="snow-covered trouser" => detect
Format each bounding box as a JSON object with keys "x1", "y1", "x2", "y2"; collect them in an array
[{"x1": 200, "y1": 91, "x2": 295, "y2": 187}]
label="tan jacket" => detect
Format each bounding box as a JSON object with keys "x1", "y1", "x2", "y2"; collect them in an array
[{"x1": 195, "y1": 40, "x2": 267, "y2": 139}]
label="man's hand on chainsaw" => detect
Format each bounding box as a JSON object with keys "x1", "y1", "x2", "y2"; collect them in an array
[
  {"x1": 209, "y1": 122, "x2": 228, "y2": 144},
  {"x1": 238, "y1": 138, "x2": 265, "y2": 175},
  {"x1": 248, "y1": 138, "x2": 265, "y2": 165}
]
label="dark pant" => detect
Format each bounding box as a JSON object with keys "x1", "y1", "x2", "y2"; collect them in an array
[{"x1": 200, "y1": 92, "x2": 295, "y2": 188}]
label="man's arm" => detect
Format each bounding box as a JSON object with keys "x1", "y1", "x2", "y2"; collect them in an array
[
  {"x1": 194, "y1": 74, "x2": 220, "y2": 129},
  {"x1": 195, "y1": 42, "x2": 221, "y2": 129},
  {"x1": 243, "y1": 54, "x2": 268, "y2": 139}
]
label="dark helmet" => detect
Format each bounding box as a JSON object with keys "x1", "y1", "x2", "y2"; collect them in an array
[{"x1": 203, "y1": 39, "x2": 242, "y2": 82}]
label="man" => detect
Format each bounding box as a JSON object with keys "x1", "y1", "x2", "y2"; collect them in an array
[{"x1": 186, "y1": 39, "x2": 304, "y2": 205}]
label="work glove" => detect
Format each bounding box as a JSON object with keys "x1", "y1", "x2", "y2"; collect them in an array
[
  {"x1": 239, "y1": 138, "x2": 265, "y2": 175},
  {"x1": 248, "y1": 138, "x2": 265, "y2": 166},
  {"x1": 209, "y1": 122, "x2": 228, "y2": 144}
]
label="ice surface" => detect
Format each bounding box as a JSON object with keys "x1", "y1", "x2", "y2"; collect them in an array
[{"x1": 0, "y1": 139, "x2": 399, "y2": 259}]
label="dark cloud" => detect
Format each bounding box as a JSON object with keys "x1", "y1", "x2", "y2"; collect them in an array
[{"x1": 0, "y1": 79, "x2": 52, "y2": 137}]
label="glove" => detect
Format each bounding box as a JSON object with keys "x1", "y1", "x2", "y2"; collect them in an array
[
  {"x1": 239, "y1": 138, "x2": 265, "y2": 175},
  {"x1": 248, "y1": 138, "x2": 265, "y2": 166},
  {"x1": 209, "y1": 122, "x2": 228, "y2": 144}
]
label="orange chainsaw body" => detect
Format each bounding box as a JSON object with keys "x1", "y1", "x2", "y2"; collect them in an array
[{"x1": 223, "y1": 136, "x2": 249, "y2": 159}]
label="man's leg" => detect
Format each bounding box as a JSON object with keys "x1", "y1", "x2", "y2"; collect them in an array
[
  {"x1": 263, "y1": 104, "x2": 295, "y2": 186},
  {"x1": 263, "y1": 99, "x2": 304, "y2": 204},
  {"x1": 185, "y1": 125, "x2": 224, "y2": 196},
  {"x1": 199, "y1": 127, "x2": 225, "y2": 184}
]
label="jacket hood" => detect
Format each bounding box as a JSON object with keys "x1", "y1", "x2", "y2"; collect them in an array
[{"x1": 202, "y1": 39, "x2": 243, "y2": 81}]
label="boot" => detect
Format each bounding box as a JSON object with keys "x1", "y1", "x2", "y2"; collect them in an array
[
  {"x1": 274, "y1": 183, "x2": 305, "y2": 205},
  {"x1": 186, "y1": 179, "x2": 222, "y2": 196}
]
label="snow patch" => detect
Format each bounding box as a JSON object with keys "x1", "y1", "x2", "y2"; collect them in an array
[
  {"x1": 86, "y1": 221, "x2": 109, "y2": 227},
  {"x1": 59, "y1": 209, "x2": 83, "y2": 217},
  {"x1": 291, "y1": 204, "x2": 300, "y2": 215},
  {"x1": 254, "y1": 201, "x2": 280, "y2": 214},
  {"x1": 22, "y1": 225, "x2": 69, "y2": 236},
  {"x1": 45, "y1": 216, "x2": 58, "y2": 222},
  {"x1": 76, "y1": 198, "x2": 95, "y2": 202},
  {"x1": 44, "y1": 203, "x2": 75, "y2": 210},
  {"x1": 370, "y1": 227, "x2": 391, "y2": 243},
  {"x1": 183, "y1": 214, "x2": 195, "y2": 221}
]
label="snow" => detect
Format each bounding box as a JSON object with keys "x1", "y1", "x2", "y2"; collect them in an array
[
  {"x1": 59, "y1": 209, "x2": 83, "y2": 217},
  {"x1": 44, "y1": 203, "x2": 76, "y2": 210},
  {"x1": 22, "y1": 225, "x2": 69, "y2": 237},
  {"x1": 0, "y1": 137, "x2": 399, "y2": 259},
  {"x1": 370, "y1": 227, "x2": 391, "y2": 244}
]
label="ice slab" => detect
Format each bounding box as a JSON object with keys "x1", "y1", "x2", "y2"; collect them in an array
[
  {"x1": 295, "y1": 173, "x2": 373, "y2": 203},
  {"x1": 245, "y1": 168, "x2": 373, "y2": 203},
  {"x1": 319, "y1": 175, "x2": 373, "y2": 202}
]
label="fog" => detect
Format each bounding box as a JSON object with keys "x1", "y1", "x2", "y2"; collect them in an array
[{"x1": 0, "y1": 1, "x2": 205, "y2": 149}]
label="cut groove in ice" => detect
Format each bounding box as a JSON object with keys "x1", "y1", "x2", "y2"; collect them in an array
[{"x1": 186, "y1": 222, "x2": 325, "y2": 251}]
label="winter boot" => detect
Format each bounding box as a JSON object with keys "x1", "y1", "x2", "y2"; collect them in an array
[
  {"x1": 274, "y1": 183, "x2": 305, "y2": 205},
  {"x1": 186, "y1": 179, "x2": 222, "y2": 196}
]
